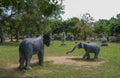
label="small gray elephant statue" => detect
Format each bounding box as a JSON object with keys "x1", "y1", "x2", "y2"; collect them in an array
[
  {"x1": 19, "y1": 35, "x2": 50, "y2": 70},
  {"x1": 66, "y1": 42, "x2": 100, "y2": 60}
]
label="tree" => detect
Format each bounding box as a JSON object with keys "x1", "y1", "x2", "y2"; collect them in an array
[
  {"x1": 18, "y1": 0, "x2": 64, "y2": 36},
  {"x1": 94, "y1": 19, "x2": 110, "y2": 35},
  {"x1": 66, "y1": 17, "x2": 80, "y2": 34},
  {"x1": 94, "y1": 13, "x2": 120, "y2": 36},
  {"x1": 51, "y1": 20, "x2": 63, "y2": 34},
  {"x1": 0, "y1": 0, "x2": 24, "y2": 43},
  {"x1": 0, "y1": 0, "x2": 64, "y2": 43},
  {"x1": 111, "y1": 23, "x2": 120, "y2": 35},
  {"x1": 80, "y1": 13, "x2": 94, "y2": 40},
  {"x1": 0, "y1": 0, "x2": 24, "y2": 21},
  {"x1": 51, "y1": 17, "x2": 80, "y2": 35},
  {"x1": 109, "y1": 17, "x2": 120, "y2": 36}
]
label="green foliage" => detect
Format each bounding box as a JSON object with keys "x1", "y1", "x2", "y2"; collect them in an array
[
  {"x1": 39, "y1": 0, "x2": 60, "y2": 17},
  {"x1": 51, "y1": 20, "x2": 63, "y2": 34},
  {"x1": 111, "y1": 24, "x2": 120, "y2": 35},
  {"x1": 0, "y1": 0, "x2": 24, "y2": 15},
  {"x1": 0, "y1": 0, "x2": 64, "y2": 42},
  {"x1": 18, "y1": 0, "x2": 63, "y2": 35},
  {"x1": 51, "y1": 14, "x2": 94, "y2": 40},
  {"x1": 50, "y1": 17, "x2": 81, "y2": 35},
  {"x1": 66, "y1": 17, "x2": 80, "y2": 34},
  {"x1": 109, "y1": 17, "x2": 120, "y2": 35},
  {"x1": 94, "y1": 19, "x2": 110, "y2": 35},
  {"x1": 94, "y1": 13, "x2": 120, "y2": 36},
  {"x1": 80, "y1": 13, "x2": 95, "y2": 40}
]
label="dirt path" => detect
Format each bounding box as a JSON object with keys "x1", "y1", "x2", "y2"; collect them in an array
[
  {"x1": 45, "y1": 56, "x2": 105, "y2": 66},
  {"x1": 0, "y1": 56, "x2": 105, "y2": 77},
  {"x1": 6, "y1": 56, "x2": 105, "y2": 69}
]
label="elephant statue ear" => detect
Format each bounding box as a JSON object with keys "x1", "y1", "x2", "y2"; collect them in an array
[
  {"x1": 81, "y1": 42, "x2": 84, "y2": 48},
  {"x1": 43, "y1": 34, "x2": 50, "y2": 47},
  {"x1": 43, "y1": 34, "x2": 50, "y2": 39}
]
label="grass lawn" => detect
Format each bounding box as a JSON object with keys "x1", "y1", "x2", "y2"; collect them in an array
[{"x1": 0, "y1": 40, "x2": 120, "y2": 78}]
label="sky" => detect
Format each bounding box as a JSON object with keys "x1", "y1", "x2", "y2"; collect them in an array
[{"x1": 61, "y1": 0, "x2": 120, "y2": 21}]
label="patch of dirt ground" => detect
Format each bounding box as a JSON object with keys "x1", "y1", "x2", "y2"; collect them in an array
[
  {"x1": 45, "y1": 56, "x2": 105, "y2": 66},
  {"x1": 6, "y1": 56, "x2": 105, "y2": 69},
  {"x1": 0, "y1": 56, "x2": 105, "y2": 77}
]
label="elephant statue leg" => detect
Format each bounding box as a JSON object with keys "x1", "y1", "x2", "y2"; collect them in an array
[
  {"x1": 38, "y1": 50, "x2": 44, "y2": 66},
  {"x1": 19, "y1": 54, "x2": 25, "y2": 69},
  {"x1": 25, "y1": 54, "x2": 32, "y2": 70},
  {"x1": 87, "y1": 53, "x2": 90, "y2": 59},
  {"x1": 83, "y1": 53, "x2": 87, "y2": 60},
  {"x1": 94, "y1": 52, "x2": 98, "y2": 60},
  {"x1": 83, "y1": 52, "x2": 90, "y2": 60}
]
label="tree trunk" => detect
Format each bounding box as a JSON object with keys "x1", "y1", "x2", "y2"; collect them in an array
[
  {"x1": 15, "y1": 32, "x2": 20, "y2": 42},
  {"x1": 9, "y1": 25, "x2": 13, "y2": 42},
  {"x1": 83, "y1": 32, "x2": 87, "y2": 41},
  {"x1": 10, "y1": 34, "x2": 13, "y2": 42},
  {"x1": 0, "y1": 25, "x2": 5, "y2": 43}
]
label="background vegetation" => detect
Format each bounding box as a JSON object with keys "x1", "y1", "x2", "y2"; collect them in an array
[{"x1": 0, "y1": 0, "x2": 120, "y2": 44}]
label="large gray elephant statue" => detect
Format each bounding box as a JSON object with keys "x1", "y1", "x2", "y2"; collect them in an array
[
  {"x1": 19, "y1": 35, "x2": 50, "y2": 70},
  {"x1": 66, "y1": 42, "x2": 100, "y2": 60}
]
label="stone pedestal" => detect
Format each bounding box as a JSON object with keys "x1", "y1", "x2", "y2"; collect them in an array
[
  {"x1": 101, "y1": 37, "x2": 108, "y2": 46},
  {"x1": 50, "y1": 33, "x2": 54, "y2": 44},
  {"x1": 61, "y1": 32, "x2": 66, "y2": 45},
  {"x1": 71, "y1": 34, "x2": 74, "y2": 41}
]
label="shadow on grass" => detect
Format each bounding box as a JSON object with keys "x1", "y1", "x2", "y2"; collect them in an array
[
  {"x1": 0, "y1": 67, "x2": 25, "y2": 78},
  {"x1": 67, "y1": 57, "x2": 103, "y2": 62},
  {"x1": 0, "y1": 61, "x2": 52, "y2": 78},
  {"x1": 31, "y1": 61, "x2": 53, "y2": 68}
]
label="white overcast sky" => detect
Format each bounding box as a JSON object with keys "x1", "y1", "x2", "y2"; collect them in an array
[{"x1": 61, "y1": 0, "x2": 120, "y2": 21}]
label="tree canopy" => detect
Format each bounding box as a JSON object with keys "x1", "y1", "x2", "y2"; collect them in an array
[
  {"x1": 0, "y1": 0, "x2": 64, "y2": 43},
  {"x1": 0, "y1": 0, "x2": 120, "y2": 43}
]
